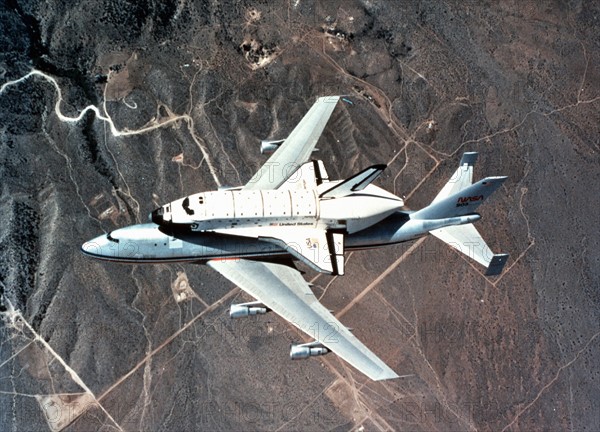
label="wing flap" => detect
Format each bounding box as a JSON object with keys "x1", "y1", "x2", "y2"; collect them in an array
[{"x1": 208, "y1": 259, "x2": 399, "y2": 381}]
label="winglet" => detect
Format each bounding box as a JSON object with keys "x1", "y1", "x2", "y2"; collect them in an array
[{"x1": 485, "y1": 253, "x2": 509, "y2": 276}]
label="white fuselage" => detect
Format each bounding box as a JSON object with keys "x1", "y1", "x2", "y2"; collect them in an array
[
  {"x1": 81, "y1": 213, "x2": 482, "y2": 264},
  {"x1": 154, "y1": 183, "x2": 404, "y2": 234}
]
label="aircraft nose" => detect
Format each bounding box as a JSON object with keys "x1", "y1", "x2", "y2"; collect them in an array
[{"x1": 81, "y1": 234, "x2": 111, "y2": 258}]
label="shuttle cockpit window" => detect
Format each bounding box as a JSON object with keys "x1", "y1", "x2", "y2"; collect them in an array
[{"x1": 182, "y1": 197, "x2": 194, "y2": 215}]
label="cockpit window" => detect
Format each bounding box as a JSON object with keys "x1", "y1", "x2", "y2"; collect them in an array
[
  {"x1": 107, "y1": 232, "x2": 119, "y2": 243},
  {"x1": 182, "y1": 197, "x2": 195, "y2": 215}
]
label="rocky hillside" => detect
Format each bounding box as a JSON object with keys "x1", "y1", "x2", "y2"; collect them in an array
[{"x1": 0, "y1": 1, "x2": 598, "y2": 430}]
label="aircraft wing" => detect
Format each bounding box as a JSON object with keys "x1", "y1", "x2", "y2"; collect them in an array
[
  {"x1": 207, "y1": 258, "x2": 399, "y2": 381},
  {"x1": 244, "y1": 96, "x2": 340, "y2": 191}
]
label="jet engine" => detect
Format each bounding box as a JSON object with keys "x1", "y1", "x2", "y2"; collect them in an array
[
  {"x1": 290, "y1": 341, "x2": 329, "y2": 360},
  {"x1": 230, "y1": 301, "x2": 269, "y2": 318},
  {"x1": 260, "y1": 139, "x2": 285, "y2": 154}
]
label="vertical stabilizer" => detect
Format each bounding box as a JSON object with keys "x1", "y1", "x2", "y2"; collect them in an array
[
  {"x1": 319, "y1": 165, "x2": 387, "y2": 199},
  {"x1": 412, "y1": 176, "x2": 507, "y2": 220}
]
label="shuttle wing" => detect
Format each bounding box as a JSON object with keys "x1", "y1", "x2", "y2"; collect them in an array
[
  {"x1": 211, "y1": 227, "x2": 345, "y2": 275},
  {"x1": 258, "y1": 228, "x2": 345, "y2": 275},
  {"x1": 244, "y1": 96, "x2": 340, "y2": 190},
  {"x1": 207, "y1": 259, "x2": 399, "y2": 381}
]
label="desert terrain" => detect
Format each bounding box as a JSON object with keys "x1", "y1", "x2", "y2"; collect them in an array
[{"x1": 0, "y1": 1, "x2": 598, "y2": 430}]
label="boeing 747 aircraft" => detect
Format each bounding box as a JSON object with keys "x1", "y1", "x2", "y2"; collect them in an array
[{"x1": 82, "y1": 96, "x2": 508, "y2": 381}]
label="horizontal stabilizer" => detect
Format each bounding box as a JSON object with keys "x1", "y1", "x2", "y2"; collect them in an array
[
  {"x1": 320, "y1": 165, "x2": 387, "y2": 199},
  {"x1": 429, "y1": 223, "x2": 509, "y2": 276}
]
